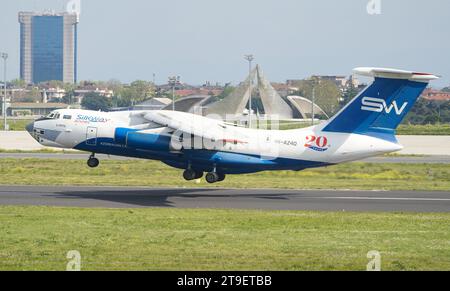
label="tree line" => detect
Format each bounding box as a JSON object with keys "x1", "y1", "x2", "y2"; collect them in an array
[
  {"x1": 9, "y1": 79, "x2": 157, "y2": 111},
  {"x1": 81, "y1": 80, "x2": 156, "y2": 111}
]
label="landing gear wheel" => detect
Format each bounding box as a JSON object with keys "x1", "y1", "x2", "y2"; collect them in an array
[
  {"x1": 205, "y1": 172, "x2": 219, "y2": 184},
  {"x1": 194, "y1": 171, "x2": 204, "y2": 179},
  {"x1": 87, "y1": 157, "x2": 99, "y2": 168},
  {"x1": 183, "y1": 169, "x2": 204, "y2": 181},
  {"x1": 183, "y1": 169, "x2": 196, "y2": 181},
  {"x1": 217, "y1": 173, "x2": 226, "y2": 182}
]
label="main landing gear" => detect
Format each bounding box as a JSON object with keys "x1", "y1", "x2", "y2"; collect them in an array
[
  {"x1": 87, "y1": 153, "x2": 100, "y2": 168},
  {"x1": 183, "y1": 164, "x2": 226, "y2": 183},
  {"x1": 183, "y1": 169, "x2": 203, "y2": 181},
  {"x1": 205, "y1": 164, "x2": 226, "y2": 184},
  {"x1": 205, "y1": 172, "x2": 225, "y2": 184}
]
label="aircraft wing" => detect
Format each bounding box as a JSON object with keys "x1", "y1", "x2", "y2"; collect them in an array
[{"x1": 142, "y1": 110, "x2": 249, "y2": 143}]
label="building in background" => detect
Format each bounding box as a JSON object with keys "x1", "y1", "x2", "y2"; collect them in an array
[
  {"x1": 204, "y1": 65, "x2": 327, "y2": 121},
  {"x1": 287, "y1": 74, "x2": 360, "y2": 92},
  {"x1": 422, "y1": 88, "x2": 450, "y2": 101},
  {"x1": 19, "y1": 11, "x2": 79, "y2": 84},
  {"x1": 7, "y1": 102, "x2": 69, "y2": 117},
  {"x1": 73, "y1": 88, "x2": 114, "y2": 104},
  {"x1": 133, "y1": 98, "x2": 173, "y2": 111}
]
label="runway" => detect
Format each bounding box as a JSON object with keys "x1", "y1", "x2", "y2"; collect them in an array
[
  {"x1": 1, "y1": 153, "x2": 450, "y2": 163},
  {"x1": 0, "y1": 186, "x2": 449, "y2": 212}
]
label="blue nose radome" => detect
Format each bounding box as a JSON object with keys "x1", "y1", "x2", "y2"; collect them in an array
[{"x1": 26, "y1": 122, "x2": 34, "y2": 135}]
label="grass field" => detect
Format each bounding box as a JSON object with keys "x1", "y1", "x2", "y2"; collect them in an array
[
  {"x1": 397, "y1": 124, "x2": 450, "y2": 135},
  {"x1": 0, "y1": 119, "x2": 33, "y2": 131},
  {"x1": 0, "y1": 158, "x2": 449, "y2": 191},
  {"x1": 0, "y1": 206, "x2": 448, "y2": 270},
  {"x1": 0, "y1": 159, "x2": 448, "y2": 271}
]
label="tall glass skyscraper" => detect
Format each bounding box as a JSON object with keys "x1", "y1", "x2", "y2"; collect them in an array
[{"x1": 19, "y1": 12, "x2": 78, "y2": 84}]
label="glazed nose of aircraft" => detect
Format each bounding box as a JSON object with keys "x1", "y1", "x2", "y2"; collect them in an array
[{"x1": 26, "y1": 122, "x2": 34, "y2": 135}]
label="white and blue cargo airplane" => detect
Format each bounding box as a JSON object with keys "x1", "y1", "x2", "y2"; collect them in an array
[{"x1": 26, "y1": 67, "x2": 439, "y2": 183}]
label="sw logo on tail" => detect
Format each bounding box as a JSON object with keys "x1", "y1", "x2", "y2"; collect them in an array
[{"x1": 361, "y1": 97, "x2": 408, "y2": 115}]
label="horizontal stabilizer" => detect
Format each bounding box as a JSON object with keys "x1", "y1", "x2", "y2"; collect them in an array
[{"x1": 353, "y1": 67, "x2": 440, "y2": 82}]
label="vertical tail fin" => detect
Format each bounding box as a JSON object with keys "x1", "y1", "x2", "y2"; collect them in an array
[{"x1": 322, "y1": 67, "x2": 439, "y2": 141}]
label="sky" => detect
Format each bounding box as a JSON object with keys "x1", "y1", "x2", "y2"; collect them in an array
[{"x1": 1, "y1": 0, "x2": 450, "y2": 87}]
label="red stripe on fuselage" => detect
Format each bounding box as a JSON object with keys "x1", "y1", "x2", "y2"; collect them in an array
[{"x1": 220, "y1": 139, "x2": 248, "y2": 144}]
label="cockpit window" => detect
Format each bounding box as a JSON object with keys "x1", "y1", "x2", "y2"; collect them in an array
[{"x1": 46, "y1": 111, "x2": 61, "y2": 119}]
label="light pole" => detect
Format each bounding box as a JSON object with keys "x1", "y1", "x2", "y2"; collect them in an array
[
  {"x1": 310, "y1": 77, "x2": 319, "y2": 126},
  {"x1": 311, "y1": 84, "x2": 315, "y2": 126},
  {"x1": 1, "y1": 53, "x2": 8, "y2": 131},
  {"x1": 244, "y1": 54, "x2": 254, "y2": 128},
  {"x1": 168, "y1": 76, "x2": 180, "y2": 111}
]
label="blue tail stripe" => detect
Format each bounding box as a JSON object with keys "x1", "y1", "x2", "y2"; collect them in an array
[{"x1": 323, "y1": 77, "x2": 427, "y2": 139}]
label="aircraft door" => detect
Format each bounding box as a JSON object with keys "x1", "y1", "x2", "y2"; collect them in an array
[{"x1": 86, "y1": 127, "x2": 98, "y2": 146}]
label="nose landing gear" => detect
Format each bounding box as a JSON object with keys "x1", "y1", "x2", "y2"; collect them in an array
[{"x1": 87, "y1": 154, "x2": 99, "y2": 168}]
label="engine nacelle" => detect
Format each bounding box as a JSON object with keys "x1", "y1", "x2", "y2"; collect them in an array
[{"x1": 114, "y1": 127, "x2": 171, "y2": 151}]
